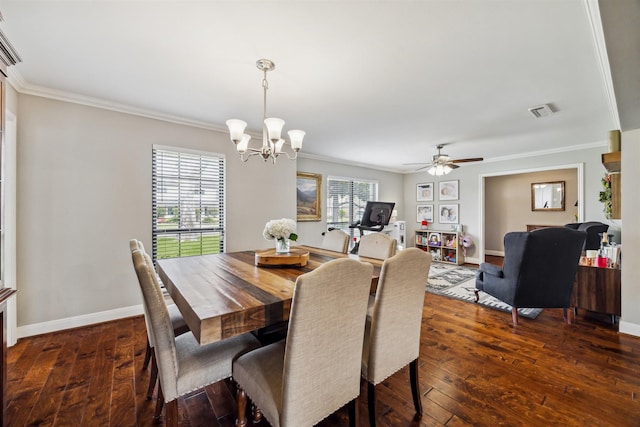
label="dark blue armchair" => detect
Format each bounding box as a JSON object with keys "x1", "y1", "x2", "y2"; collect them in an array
[
  {"x1": 475, "y1": 227, "x2": 586, "y2": 326},
  {"x1": 564, "y1": 221, "x2": 608, "y2": 251}
]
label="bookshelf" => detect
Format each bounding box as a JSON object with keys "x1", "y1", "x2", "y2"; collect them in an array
[{"x1": 415, "y1": 230, "x2": 463, "y2": 265}]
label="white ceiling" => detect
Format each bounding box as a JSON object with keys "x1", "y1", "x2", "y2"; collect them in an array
[{"x1": 0, "y1": 0, "x2": 619, "y2": 172}]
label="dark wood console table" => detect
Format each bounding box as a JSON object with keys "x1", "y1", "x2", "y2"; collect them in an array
[{"x1": 571, "y1": 264, "x2": 621, "y2": 323}]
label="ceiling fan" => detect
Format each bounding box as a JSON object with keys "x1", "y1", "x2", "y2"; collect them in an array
[{"x1": 406, "y1": 144, "x2": 484, "y2": 175}]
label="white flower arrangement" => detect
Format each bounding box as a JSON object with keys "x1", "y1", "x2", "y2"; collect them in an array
[{"x1": 263, "y1": 218, "x2": 299, "y2": 242}]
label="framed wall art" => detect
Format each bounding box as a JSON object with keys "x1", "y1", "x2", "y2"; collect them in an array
[
  {"x1": 439, "y1": 180, "x2": 459, "y2": 201},
  {"x1": 416, "y1": 204, "x2": 434, "y2": 223},
  {"x1": 416, "y1": 182, "x2": 434, "y2": 202},
  {"x1": 296, "y1": 172, "x2": 322, "y2": 221},
  {"x1": 439, "y1": 204, "x2": 459, "y2": 224}
]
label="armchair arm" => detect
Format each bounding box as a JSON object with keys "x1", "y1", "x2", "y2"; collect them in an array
[{"x1": 479, "y1": 262, "x2": 504, "y2": 278}]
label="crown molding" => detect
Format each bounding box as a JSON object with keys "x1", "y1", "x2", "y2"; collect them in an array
[
  {"x1": 297, "y1": 152, "x2": 406, "y2": 174},
  {"x1": 584, "y1": 0, "x2": 620, "y2": 130},
  {"x1": 7, "y1": 69, "x2": 229, "y2": 133}
]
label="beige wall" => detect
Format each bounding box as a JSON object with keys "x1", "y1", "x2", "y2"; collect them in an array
[
  {"x1": 485, "y1": 169, "x2": 577, "y2": 254},
  {"x1": 15, "y1": 94, "x2": 296, "y2": 329},
  {"x1": 620, "y1": 129, "x2": 639, "y2": 333}
]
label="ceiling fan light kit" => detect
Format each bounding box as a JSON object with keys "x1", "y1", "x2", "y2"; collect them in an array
[
  {"x1": 226, "y1": 59, "x2": 305, "y2": 163},
  {"x1": 405, "y1": 144, "x2": 483, "y2": 176}
]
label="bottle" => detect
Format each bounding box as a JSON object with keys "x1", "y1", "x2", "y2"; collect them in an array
[{"x1": 596, "y1": 239, "x2": 608, "y2": 268}]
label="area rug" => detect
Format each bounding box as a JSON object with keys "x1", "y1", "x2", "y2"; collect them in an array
[{"x1": 427, "y1": 263, "x2": 543, "y2": 319}]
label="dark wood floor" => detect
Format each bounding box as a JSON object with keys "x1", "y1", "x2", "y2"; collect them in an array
[{"x1": 8, "y1": 262, "x2": 640, "y2": 426}]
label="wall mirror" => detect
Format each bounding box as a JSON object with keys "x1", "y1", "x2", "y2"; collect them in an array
[{"x1": 531, "y1": 181, "x2": 565, "y2": 211}]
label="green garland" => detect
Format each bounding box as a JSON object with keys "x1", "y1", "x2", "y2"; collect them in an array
[{"x1": 598, "y1": 174, "x2": 612, "y2": 219}]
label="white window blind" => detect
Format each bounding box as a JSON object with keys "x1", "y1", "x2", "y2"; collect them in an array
[
  {"x1": 326, "y1": 177, "x2": 378, "y2": 245},
  {"x1": 152, "y1": 147, "x2": 225, "y2": 260}
]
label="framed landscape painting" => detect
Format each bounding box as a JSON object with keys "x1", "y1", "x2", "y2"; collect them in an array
[
  {"x1": 296, "y1": 172, "x2": 322, "y2": 221},
  {"x1": 416, "y1": 182, "x2": 434, "y2": 202}
]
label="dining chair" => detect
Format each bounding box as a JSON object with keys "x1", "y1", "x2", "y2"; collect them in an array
[
  {"x1": 233, "y1": 258, "x2": 374, "y2": 427},
  {"x1": 362, "y1": 248, "x2": 431, "y2": 427},
  {"x1": 130, "y1": 246, "x2": 260, "y2": 427},
  {"x1": 358, "y1": 232, "x2": 397, "y2": 260},
  {"x1": 321, "y1": 229, "x2": 350, "y2": 253},
  {"x1": 129, "y1": 239, "x2": 190, "y2": 400}
]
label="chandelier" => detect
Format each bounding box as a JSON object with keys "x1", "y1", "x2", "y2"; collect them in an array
[{"x1": 226, "y1": 59, "x2": 305, "y2": 163}]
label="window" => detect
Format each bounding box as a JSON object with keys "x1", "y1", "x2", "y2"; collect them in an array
[
  {"x1": 152, "y1": 146, "x2": 225, "y2": 260},
  {"x1": 326, "y1": 176, "x2": 378, "y2": 246}
]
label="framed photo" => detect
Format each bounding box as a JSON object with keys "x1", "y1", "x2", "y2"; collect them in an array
[
  {"x1": 439, "y1": 180, "x2": 459, "y2": 201},
  {"x1": 416, "y1": 204, "x2": 434, "y2": 223},
  {"x1": 416, "y1": 182, "x2": 434, "y2": 202},
  {"x1": 439, "y1": 204, "x2": 459, "y2": 224},
  {"x1": 296, "y1": 172, "x2": 322, "y2": 221}
]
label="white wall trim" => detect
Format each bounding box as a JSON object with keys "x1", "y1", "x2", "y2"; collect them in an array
[
  {"x1": 619, "y1": 321, "x2": 640, "y2": 338},
  {"x1": 484, "y1": 250, "x2": 505, "y2": 257},
  {"x1": 584, "y1": 0, "x2": 621, "y2": 130},
  {"x1": 17, "y1": 305, "x2": 144, "y2": 339}
]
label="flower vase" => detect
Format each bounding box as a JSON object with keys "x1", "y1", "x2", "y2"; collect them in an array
[{"x1": 275, "y1": 238, "x2": 290, "y2": 254}]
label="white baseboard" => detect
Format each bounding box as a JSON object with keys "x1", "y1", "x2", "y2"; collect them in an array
[
  {"x1": 17, "y1": 304, "x2": 144, "y2": 339},
  {"x1": 618, "y1": 320, "x2": 640, "y2": 338},
  {"x1": 464, "y1": 257, "x2": 481, "y2": 265},
  {"x1": 485, "y1": 250, "x2": 505, "y2": 257}
]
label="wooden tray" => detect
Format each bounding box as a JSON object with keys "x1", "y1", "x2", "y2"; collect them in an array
[{"x1": 255, "y1": 248, "x2": 309, "y2": 267}]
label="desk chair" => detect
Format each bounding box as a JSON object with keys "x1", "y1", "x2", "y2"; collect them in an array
[{"x1": 233, "y1": 258, "x2": 373, "y2": 427}]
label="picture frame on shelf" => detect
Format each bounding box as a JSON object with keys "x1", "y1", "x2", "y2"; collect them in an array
[
  {"x1": 439, "y1": 204, "x2": 459, "y2": 224},
  {"x1": 296, "y1": 172, "x2": 322, "y2": 221},
  {"x1": 428, "y1": 232, "x2": 441, "y2": 246},
  {"x1": 439, "y1": 180, "x2": 459, "y2": 201},
  {"x1": 416, "y1": 182, "x2": 434, "y2": 202},
  {"x1": 416, "y1": 204, "x2": 433, "y2": 222}
]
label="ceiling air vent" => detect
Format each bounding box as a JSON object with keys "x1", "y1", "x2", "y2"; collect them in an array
[{"x1": 528, "y1": 104, "x2": 554, "y2": 118}]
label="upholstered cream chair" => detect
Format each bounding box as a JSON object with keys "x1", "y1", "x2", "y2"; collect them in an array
[
  {"x1": 358, "y1": 232, "x2": 397, "y2": 260},
  {"x1": 233, "y1": 258, "x2": 374, "y2": 427},
  {"x1": 321, "y1": 229, "x2": 350, "y2": 253},
  {"x1": 129, "y1": 239, "x2": 190, "y2": 399},
  {"x1": 362, "y1": 248, "x2": 431, "y2": 427},
  {"x1": 130, "y1": 244, "x2": 260, "y2": 426}
]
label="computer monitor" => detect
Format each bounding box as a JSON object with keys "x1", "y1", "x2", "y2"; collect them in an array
[{"x1": 360, "y1": 201, "x2": 395, "y2": 227}]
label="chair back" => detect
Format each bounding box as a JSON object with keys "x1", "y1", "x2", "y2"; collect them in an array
[
  {"x1": 363, "y1": 248, "x2": 431, "y2": 384},
  {"x1": 130, "y1": 239, "x2": 156, "y2": 349},
  {"x1": 321, "y1": 229, "x2": 350, "y2": 253},
  {"x1": 130, "y1": 241, "x2": 180, "y2": 400},
  {"x1": 281, "y1": 258, "x2": 373, "y2": 426},
  {"x1": 503, "y1": 227, "x2": 586, "y2": 308},
  {"x1": 358, "y1": 232, "x2": 396, "y2": 260}
]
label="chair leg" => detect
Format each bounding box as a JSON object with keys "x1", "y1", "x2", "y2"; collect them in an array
[
  {"x1": 147, "y1": 354, "x2": 158, "y2": 400},
  {"x1": 348, "y1": 397, "x2": 359, "y2": 427},
  {"x1": 409, "y1": 359, "x2": 423, "y2": 416},
  {"x1": 236, "y1": 386, "x2": 248, "y2": 427},
  {"x1": 165, "y1": 399, "x2": 178, "y2": 427},
  {"x1": 143, "y1": 339, "x2": 152, "y2": 370},
  {"x1": 474, "y1": 289, "x2": 480, "y2": 303},
  {"x1": 154, "y1": 384, "x2": 165, "y2": 420},
  {"x1": 563, "y1": 307, "x2": 573, "y2": 324},
  {"x1": 367, "y1": 382, "x2": 376, "y2": 427},
  {"x1": 511, "y1": 307, "x2": 519, "y2": 326}
]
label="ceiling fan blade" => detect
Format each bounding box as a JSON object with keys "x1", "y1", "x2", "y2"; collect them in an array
[
  {"x1": 451, "y1": 157, "x2": 484, "y2": 164},
  {"x1": 448, "y1": 163, "x2": 460, "y2": 170}
]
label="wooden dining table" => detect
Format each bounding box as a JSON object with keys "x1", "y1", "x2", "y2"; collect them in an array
[{"x1": 155, "y1": 245, "x2": 383, "y2": 345}]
